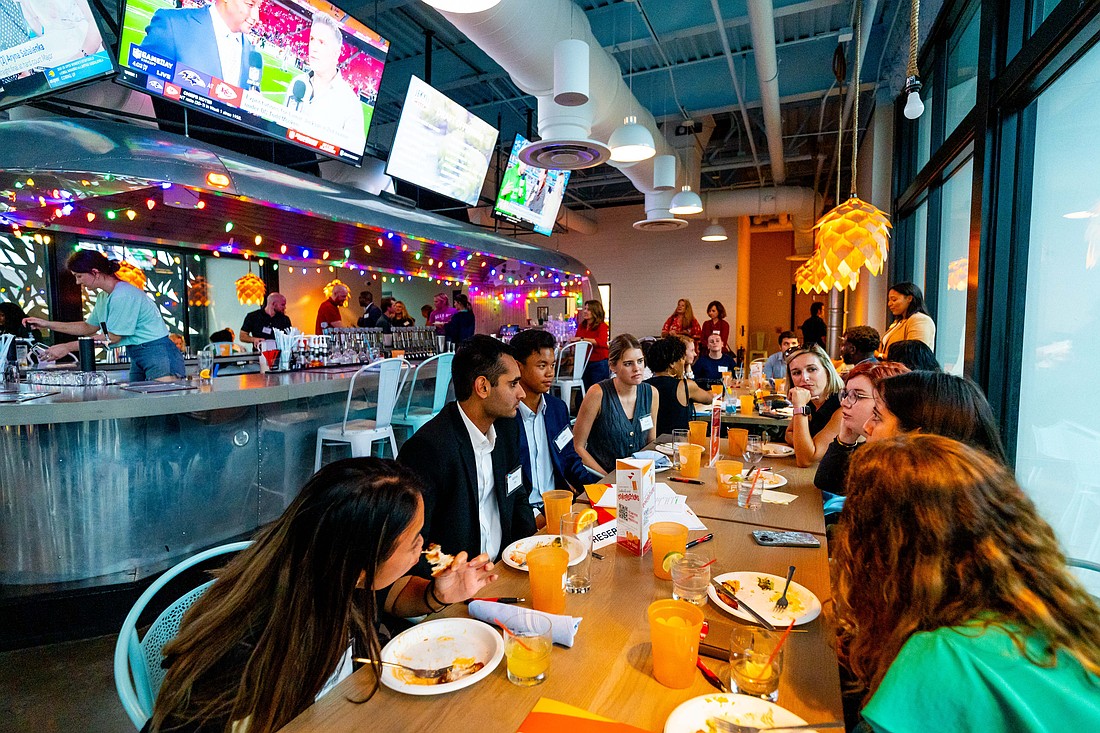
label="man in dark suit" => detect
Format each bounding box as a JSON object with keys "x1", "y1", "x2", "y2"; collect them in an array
[
  {"x1": 357, "y1": 290, "x2": 381, "y2": 328},
  {"x1": 507, "y1": 329, "x2": 592, "y2": 524},
  {"x1": 398, "y1": 335, "x2": 535, "y2": 568},
  {"x1": 141, "y1": 0, "x2": 261, "y2": 89}
]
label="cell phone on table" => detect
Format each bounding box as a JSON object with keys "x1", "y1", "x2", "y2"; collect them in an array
[{"x1": 752, "y1": 530, "x2": 821, "y2": 548}]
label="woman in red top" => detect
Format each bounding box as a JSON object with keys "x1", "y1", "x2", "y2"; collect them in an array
[
  {"x1": 574, "y1": 299, "x2": 609, "y2": 391},
  {"x1": 701, "y1": 300, "x2": 731, "y2": 352},
  {"x1": 661, "y1": 298, "x2": 702, "y2": 344}
]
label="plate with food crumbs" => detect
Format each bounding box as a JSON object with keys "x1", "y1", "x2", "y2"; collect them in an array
[
  {"x1": 663, "y1": 693, "x2": 806, "y2": 733},
  {"x1": 707, "y1": 572, "x2": 822, "y2": 627},
  {"x1": 503, "y1": 534, "x2": 587, "y2": 572},
  {"x1": 380, "y1": 618, "x2": 503, "y2": 695}
]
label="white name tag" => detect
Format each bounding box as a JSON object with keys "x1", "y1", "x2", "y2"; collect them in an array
[
  {"x1": 506, "y1": 467, "x2": 523, "y2": 494},
  {"x1": 718, "y1": 366, "x2": 729, "y2": 372},
  {"x1": 639, "y1": 414, "x2": 654, "y2": 431},
  {"x1": 554, "y1": 426, "x2": 573, "y2": 451}
]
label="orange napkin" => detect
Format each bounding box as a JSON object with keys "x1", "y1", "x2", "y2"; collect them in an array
[
  {"x1": 583, "y1": 483, "x2": 617, "y2": 522},
  {"x1": 516, "y1": 698, "x2": 650, "y2": 733}
]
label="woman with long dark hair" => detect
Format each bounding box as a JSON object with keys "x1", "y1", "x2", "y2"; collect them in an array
[
  {"x1": 24, "y1": 250, "x2": 185, "y2": 381},
  {"x1": 835, "y1": 436, "x2": 1100, "y2": 731},
  {"x1": 864, "y1": 370, "x2": 1007, "y2": 463},
  {"x1": 701, "y1": 300, "x2": 731, "y2": 352},
  {"x1": 879, "y1": 282, "x2": 936, "y2": 354},
  {"x1": 149, "y1": 458, "x2": 496, "y2": 733},
  {"x1": 645, "y1": 336, "x2": 714, "y2": 437},
  {"x1": 443, "y1": 293, "x2": 475, "y2": 344},
  {"x1": 884, "y1": 338, "x2": 941, "y2": 372},
  {"x1": 574, "y1": 299, "x2": 609, "y2": 391}
]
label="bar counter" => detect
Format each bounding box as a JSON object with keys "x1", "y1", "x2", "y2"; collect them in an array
[{"x1": 0, "y1": 363, "x2": 437, "y2": 587}]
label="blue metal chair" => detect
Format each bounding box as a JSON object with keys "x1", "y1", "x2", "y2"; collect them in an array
[
  {"x1": 391, "y1": 352, "x2": 455, "y2": 438},
  {"x1": 113, "y1": 541, "x2": 251, "y2": 729},
  {"x1": 314, "y1": 357, "x2": 411, "y2": 470}
]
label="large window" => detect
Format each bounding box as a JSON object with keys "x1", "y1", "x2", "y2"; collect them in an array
[
  {"x1": 934, "y1": 157, "x2": 973, "y2": 374},
  {"x1": 945, "y1": 6, "x2": 980, "y2": 138},
  {"x1": 1015, "y1": 39, "x2": 1100, "y2": 569}
]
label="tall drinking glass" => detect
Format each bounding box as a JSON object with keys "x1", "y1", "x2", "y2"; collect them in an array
[
  {"x1": 648, "y1": 599, "x2": 704, "y2": 688},
  {"x1": 560, "y1": 511, "x2": 592, "y2": 593},
  {"x1": 670, "y1": 553, "x2": 711, "y2": 605},
  {"x1": 197, "y1": 347, "x2": 214, "y2": 382},
  {"x1": 649, "y1": 522, "x2": 688, "y2": 579},
  {"x1": 526, "y1": 545, "x2": 568, "y2": 614},
  {"x1": 542, "y1": 490, "x2": 573, "y2": 537},
  {"x1": 671, "y1": 429, "x2": 689, "y2": 470},
  {"x1": 744, "y1": 436, "x2": 763, "y2": 468},
  {"x1": 729, "y1": 627, "x2": 784, "y2": 701}
]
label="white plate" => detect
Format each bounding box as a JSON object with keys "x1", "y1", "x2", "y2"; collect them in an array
[
  {"x1": 707, "y1": 571, "x2": 822, "y2": 627},
  {"x1": 655, "y1": 464, "x2": 671, "y2": 473},
  {"x1": 379, "y1": 618, "x2": 503, "y2": 695},
  {"x1": 664, "y1": 693, "x2": 807, "y2": 733},
  {"x1": 761, "y1": 443, "x2": 795, "y2": 457},
  {"x1": 738, "y1": 470, "x2": 787, "y2": 488},
  {"x1": 502, "y1": 534, "x2": 587, "y2": 571}
]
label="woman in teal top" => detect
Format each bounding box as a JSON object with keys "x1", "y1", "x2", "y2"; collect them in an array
[
  {"x1": 25, "y1": 250, "x2": 185, "y2": 382},
  {"x1": 834, "y1": 435, "x2": 1100, "y2": 733}
]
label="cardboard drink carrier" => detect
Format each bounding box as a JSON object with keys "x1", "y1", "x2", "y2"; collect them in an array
[{"x1": 615, "y1": 458, "x2": 656, "y2": 556}]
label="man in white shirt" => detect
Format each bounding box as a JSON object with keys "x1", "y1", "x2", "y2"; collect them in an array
[{"x1": 398, "y1": 335, "x2": 535, "y2": 567}]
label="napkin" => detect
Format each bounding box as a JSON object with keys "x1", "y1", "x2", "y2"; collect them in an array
[
  {"x1": 516, "y1": 698, "x2": 649, "y2": 733},
  {"x1": 631, "y1": 449, "x2": 671, "y2": 469},
  {"x1": 761, "y1": 489, "x2": 798, "y2": 504},
  {"x1": 467, "y1": 601, "x2": 582, "y2": 648}
]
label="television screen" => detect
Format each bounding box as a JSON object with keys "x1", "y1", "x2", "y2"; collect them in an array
[
  {"x1": 115, "y1": 0, "x2": 388, "y2": 165},
  {"x1": 385, "y1": 76, "x2": 497, "y2": 206},
  {"x1": 0, "y1": 0, "x2": 115, "y2": 110},
  {"x1": 493, "y1": 134, "x2": 570, "y2": 236}
]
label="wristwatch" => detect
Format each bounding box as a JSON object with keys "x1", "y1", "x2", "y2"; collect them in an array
[{"x1": 791, "y1": 406, "x2": 811, "y2": 416}]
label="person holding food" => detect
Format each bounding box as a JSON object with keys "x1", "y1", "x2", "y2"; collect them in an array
[
  {"x1": 147, "y1": 458, "x2": 497, "y2": 733},
  {"x1": 397, "y1": 335, "x2": 536, "y2": 567},
  {"x1": 783, "y1": 344, "x2": 843, "y2": 467},
  {"x1": 573, "y1": 334, "x2": 659, "y2": 476},
  {"x1": 835, "y1": 436, "x2": 1100, "y2": 732},
  {"x1": 24, "y1": 250, "x2": 185, "y2": 382}
]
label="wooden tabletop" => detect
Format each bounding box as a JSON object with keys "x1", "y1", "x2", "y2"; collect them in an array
[{"x1": 277, "y1": 520, "x2": 840, "y2": 733}]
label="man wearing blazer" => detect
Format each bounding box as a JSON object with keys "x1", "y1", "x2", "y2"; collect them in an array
[
  {"x1": 508, "y1": 329, "x2": 593, "y2": 521},
  {"x1": 398, "y1": 335, "x2": 535, "y2": 568},
  {"x1": 141, "y1": 0, "x2": 262, "y2": 89}
]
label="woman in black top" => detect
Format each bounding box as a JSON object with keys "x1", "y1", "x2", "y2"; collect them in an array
[
  {"x1": 783, "y1": 345, "x2": 843, "y2": 467},
  {"x1": 443, "y1": 293, "x2": 475, "y2": 345},
  {"x1": 644, "y1": 336, "x2": 715, "y2": 437}
]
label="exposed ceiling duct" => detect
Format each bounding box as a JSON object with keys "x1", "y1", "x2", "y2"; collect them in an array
[
  {"x1": 745, "y1": 0, "x2": 786, "y2": 185},
  {"x1": 703, "y1": 187, "x2": 820, "y2": 252},
  {"x1": 634, "y1": 190, "x2": 687, "y2": 232}
]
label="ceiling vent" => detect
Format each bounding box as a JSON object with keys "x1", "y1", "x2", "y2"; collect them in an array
[
  {"x1": 519, "y1": 139, "x2": 610, "y2": 169},
  {"x1": 632, "y1": 216, "x2": 688, "y2": 232},
  {"x1": 633, "y1": 190, "x2": 688, "y2": 231}
]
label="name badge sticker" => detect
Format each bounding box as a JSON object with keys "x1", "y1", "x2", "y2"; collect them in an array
[
  {"x1": 718, "y1": 366, "x2": 729, "y2": 372},
  {"x1": 554, "y1": 426, "x2": 573, "y2": 450},
  {"x1": 506, "y1": 466, "x2": 523, "y2": 494},
  {"x1": 639, "y1": 414, "x2": 654, "y2": 431}
]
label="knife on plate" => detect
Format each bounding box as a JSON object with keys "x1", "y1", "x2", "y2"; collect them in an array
[{"x1": 731, "y1": 592, "x2": 777, "y2": 631}]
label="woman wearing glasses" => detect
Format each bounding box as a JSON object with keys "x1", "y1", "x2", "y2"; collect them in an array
[
  {"x1": 813, "y1": 361, "x2": 909, "y2": 498},
  {"x1": 783, "y1": 345, "x2": 844, "y2": 467}
]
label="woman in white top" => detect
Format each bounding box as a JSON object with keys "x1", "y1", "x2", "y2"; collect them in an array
[{"x1": 879, "y1": 282, "x2": 936, "y2": 355}]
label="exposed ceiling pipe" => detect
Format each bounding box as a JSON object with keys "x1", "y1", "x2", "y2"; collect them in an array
[
  {"x1": 707, "y1": 0, "x2": 763, "y2": 186},
  {"x1": 701, "y1": 187, "x2": 820, "y2": 252},
  {"x1": 745, "y1": 0, "x2": 786, "y2": 185}
]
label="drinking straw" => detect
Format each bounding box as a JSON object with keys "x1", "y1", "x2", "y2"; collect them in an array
[
  {"x1": 746, "y1": 467, "x2": 763, "y2": 505},
  {"x1": 699, "y1": 558, "x2": 718, "y2": 569},
  {"x1": 763, "y1": 618, "x2": 797, "y2": 670},
  {"x1": 493, "y1": 616, "x2": 533, "y2": 651}
]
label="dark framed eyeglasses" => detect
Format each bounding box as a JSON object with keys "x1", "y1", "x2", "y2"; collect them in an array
[{"x1": 839, "y1": 388, "x2": 873, "y2": 404}]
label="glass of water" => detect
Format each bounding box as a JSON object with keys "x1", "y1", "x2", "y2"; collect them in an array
[
  {"x1": 671, "y1": 429, "x2": 689, "y2": 470},
  {"x1": 744, "y1": 435, "x2": 763, "y2": 468},
  {"x1": 670, "y1": 552, "x2": 711, "y2": 606}
]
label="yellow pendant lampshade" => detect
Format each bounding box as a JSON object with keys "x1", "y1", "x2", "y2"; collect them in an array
[
  {"x1": 947, "y1": 257, "x2": 968, "y2": 291},
  {"x1": 116, "y1": 260, "x2": 147, "y2": 290},
  {"x1": 188, "y1": 276, "x2": 212, "y2": 307},
  {"x1": 795, "y1": 249, "x2": 829, "y2": 294},
  {"x1": 323, "y1": 278, "x2": 348, "y2": 299},
  {"x1": 810, "y1": 195, "x2": 891, "y2": 292},
  {"x1": 235, "y1": 271, "x2": 266, "y2": 305}
]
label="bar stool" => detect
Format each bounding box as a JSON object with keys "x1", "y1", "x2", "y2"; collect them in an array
[
  {"x1": 552, "y1": 340, "x2": 590, "y2": 410},
  {"x1": 314, "y1": 357, "x2": 410, "y2": 470},
  {"x1": 391, "y1": 352, "x2": 454, "y2": 439}
]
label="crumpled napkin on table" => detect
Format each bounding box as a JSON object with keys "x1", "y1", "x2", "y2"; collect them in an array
[
  {"x1": 631, "y1": 449, "x2": 671, "y2": 469},
  {"x1": 761, "y1": 489, "x2": 798, "y2": 504},
  {"x1": 467, "y1": 600, "x2": 582, "y2": 647}
]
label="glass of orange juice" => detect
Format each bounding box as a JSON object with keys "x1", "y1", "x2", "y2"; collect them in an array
[
  {"x1": 526, "y1": 545, "x2": 568, "y2": 614},
  {"x1": 649, "y1": 522, "x2": 688, "y2": 579},
  {"x1": 542, "y1": 490, "x2": 573, "y2": 535},
  {"x1": 677, "y1": 443, "x2": 703, "y2": 478},
  {"x1": 647, "y1": 599, "x2": 705, "y2": 688},
  {"x1": 727, "y1": 428, "x2": 749, "y2": 457},
  {"x1": 739, "y1": 395, "x2": 755, "y2": 415},
  {"x1": 503, "y1": 612, "x2": 553, "y2": 686},
  {"x1": 773, "y1": 377, "x2": 787, "y2": 394}
]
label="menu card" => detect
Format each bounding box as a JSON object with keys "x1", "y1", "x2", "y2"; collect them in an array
[
  {"x1": 516, "y1": 698, "x2": 650, "y2": 733},
  {"x1": 615, "y1": 457, "x2": 655, "y2": 556}
]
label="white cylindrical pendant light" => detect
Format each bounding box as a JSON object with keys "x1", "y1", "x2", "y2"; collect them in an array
[
  {"x1": 608, "y1": 116, "x2": 656, "y2": 163},
  {"x1": 553, "y1": 39, "x2": 589, "y2": 107},
  {"x1": 422, "y1": 0, "x2": 501, "y2": 12},
  {"x1": 669, "y1": 185, "x2": 703, "y2": 215},
  {"x1": 652, "y1": 154, "x2": 676, "y2": 191}
]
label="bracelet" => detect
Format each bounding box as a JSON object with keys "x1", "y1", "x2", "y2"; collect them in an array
[{"x1": 423, "y1": 579, "x2": 450, "y2": 613}]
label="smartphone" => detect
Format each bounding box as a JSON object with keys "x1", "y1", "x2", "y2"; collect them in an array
[{"x1": 752, "y1": 530, "x2": 821, "y2": 548}]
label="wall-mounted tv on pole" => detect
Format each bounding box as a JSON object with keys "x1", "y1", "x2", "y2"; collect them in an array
[
  {"x1": 493, "y1": 134, "x2": 571, "y2": 236},
  {"x1": 115, "y1": 0, "x2": 388, "y2": 165},
  {"x1": 0, "y1": 0, "x2": 115, "y2": 110},
  {"x1": 385, "y1": 75, "x2": 497, "y2": 207}
]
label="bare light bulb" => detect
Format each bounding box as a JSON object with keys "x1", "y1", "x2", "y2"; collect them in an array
[{"x1": 904, "y1": 91, "x2": 925, "y2": 119}]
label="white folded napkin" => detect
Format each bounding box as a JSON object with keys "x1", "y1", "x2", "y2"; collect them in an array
[
  {"x1": 761, "y1": 489, "x2": 798, "y2": 504},
  {"x1": 631, "y1": 449, "x2": 671, "y2": 469},
  {"x1": 467, "y1": 600, "x2": 582, "y2": 647}
]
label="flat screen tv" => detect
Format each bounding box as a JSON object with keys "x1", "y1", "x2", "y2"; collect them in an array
[
  {"x1": 115, "y1": 0, "x2": 388, "y2": 165},
  {"x1": 493, "y1": 134, "x2": 570, "y2": 236},
  {"x1": 0, "y1": 0, "x2": 115, "y2": 110},
  {"x1": 385, "y1": 76, "x2": 497, "y2": 206}
]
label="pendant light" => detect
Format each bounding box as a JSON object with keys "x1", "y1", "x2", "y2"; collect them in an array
[
  {"x1": 421, "y1": 0, "x2": 501, "y2": 13},
  {"x1": 669, "y1": 185, "x2": 703, "y2": 215},
  {"x1": 701, "y1": 219, "x2": 728, "y2": 242},
  {"x1": 608, "y1": 5, "x2": 655, "y2": 163},
  {"x1": 235, "y1": 266, "x2": 266, "y2": 306},
  {"x1": 902, "y1": 0, "x2": 924, "y2": 119}
]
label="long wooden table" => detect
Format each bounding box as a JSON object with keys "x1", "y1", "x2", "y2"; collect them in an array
[{"x1": 278, "y1": 519, "x2": 840, "y2": 733}]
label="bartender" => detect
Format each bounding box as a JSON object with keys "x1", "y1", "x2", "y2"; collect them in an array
[
  {"x1": 24, "y1": 251, "x2": 186, "y2": 382},
  {"x1": 240, "y1": 292, "x2": 291, "y2": 349}
]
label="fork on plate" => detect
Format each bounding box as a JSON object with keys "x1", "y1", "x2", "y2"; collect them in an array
[
  {"x1": 774, "y1": 565, "x2": 796, "y2": 612},
  {"x1": 353, "y1": 657, "x2": 453, "y2": 680},
  {"x1": 706, "y1": 718, "x2": 845, "y2": 732}
]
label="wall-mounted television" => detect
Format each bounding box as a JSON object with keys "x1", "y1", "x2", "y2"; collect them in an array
[
  {"x1": 0, "y1": 0, "x2": 115, "y2": 110},
  {"x1": 115, "y1": 0, "x2": 388, "y2": 165},
  {"x1": 385, "y1": 76, "x2": 497, "y2": 206},
  {"x1": 493, "y1": 134, "x2": 570, "y2": 236}
]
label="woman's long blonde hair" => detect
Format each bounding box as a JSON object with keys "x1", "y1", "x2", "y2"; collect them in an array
[
  {"x1": 151, "y1": 459, "x2": 423, "y2": 733},
  {"x1": 834, "y1": 436, "x2": 1100, "y2": 700},
  {"x1": 670, "y1": 299, "x2": 695, "y2": 330}
]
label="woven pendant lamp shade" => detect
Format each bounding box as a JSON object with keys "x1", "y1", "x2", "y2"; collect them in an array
[
  {"x1": 235, "y1": 272, "x2": 266, "y2": 306},
  {"x1": 116, "y1": 261, "x2": 147, "y2": 290},
  {"x1": 188, "y1": 276, "x2": 212, "y2": 307}
]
